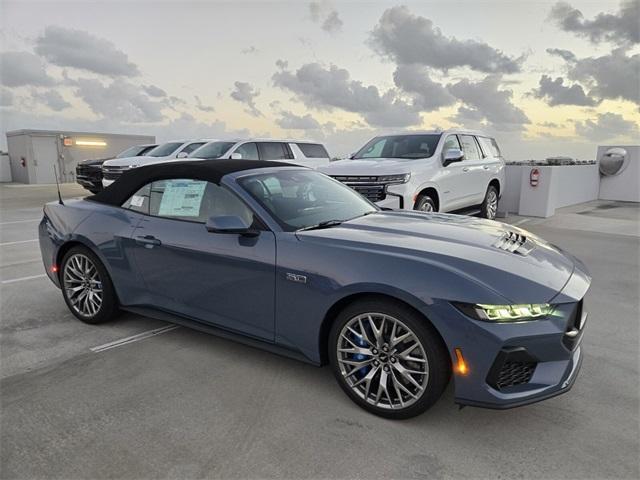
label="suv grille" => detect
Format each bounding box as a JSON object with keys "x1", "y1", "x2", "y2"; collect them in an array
[
  {"x1": 331, "y1": 176, "x2": 387, "y2": 202},
  {"x1": 494, "y1": 231, "x2": 535, "y2": 255},
  {"x1": 495, "y1": 361, "x2": 536, "y2": 389}
]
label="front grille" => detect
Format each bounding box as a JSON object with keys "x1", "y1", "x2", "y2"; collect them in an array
[
  {"x1": 495, "y1": 361, "x2": 536, "y2": 389},
  {"x1": 486, "y1": 347, "x2": 538, "y2": 391},
  {"x1": 331, "y1": 176, "x2": 387, "y2": 202},
  {"x1": 76, "y1": 165, "x2": 102, "y2": 181},
  {"x1": 494, "y1": 231, "x2": 535, "y2": 255}
]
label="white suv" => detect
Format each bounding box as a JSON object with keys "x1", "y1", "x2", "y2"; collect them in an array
[
  {"x1": 101, "y1": 139, "x2": 215, "y2": 187},
  {"x1": 189, "y1": 139, "x2": 331, "y2": 169},
  {"x1": 321, "y1": 130, "x2": 505, "y2": 219}
]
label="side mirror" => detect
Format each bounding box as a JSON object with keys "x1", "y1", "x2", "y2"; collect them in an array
[
  {"x1": 348, "y1": 152, "x2": 356, "y2": 159},
  {"x1": 443, "y1": 148, "x2": 464, "y2": 166},
  {"x1": 176, "y1": 152, "x2": 189, "y2": 159},
  {"x1": 205, "y1": 215, "x2": 258, "y2": 237},
  {"x1": 230, "y1": 152, "x2": 243, "y2": 160}
]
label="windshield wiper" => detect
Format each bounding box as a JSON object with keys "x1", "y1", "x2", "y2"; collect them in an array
[{"x1": 297, "y1": 219, "x2": 344, "y2": 232}]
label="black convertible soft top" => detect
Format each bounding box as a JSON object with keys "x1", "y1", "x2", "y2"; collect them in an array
[{"x1": 89, "y1": 159, "x2": 295, "y2": 206}]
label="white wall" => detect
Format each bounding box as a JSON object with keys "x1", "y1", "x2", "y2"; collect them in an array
[{"x1": 0, "y1": 153, "x2": 11, "y2": 182}]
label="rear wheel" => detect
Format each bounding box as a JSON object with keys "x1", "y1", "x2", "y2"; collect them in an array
[
  {"x1": 329, "y1": 299, "x2": 450, "y2": 419},
  {"x1": 414, "y1": 194, "x2": 437, "y2": 213},
  {"x1": 61, "y1": 246, "x2": 119, "y2": 324},
  {"x1": 480, "y1": 185, "x2": 499, "y2": 219}
]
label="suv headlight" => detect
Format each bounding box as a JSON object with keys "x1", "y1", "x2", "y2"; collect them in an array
[
  {"x1": 454, "y1": 303, "x2": 553, "y2": 322},
  {"x1": 379, "y1": 173, "x2": 410, "y2": 184}
]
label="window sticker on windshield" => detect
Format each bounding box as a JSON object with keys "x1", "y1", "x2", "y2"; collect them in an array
[
  {"x1": 158, "y1": 180, "x2": 206, "y2": 217},
  {"x1": 130, "y1": 195, "x2": 145, "y2": 207}
]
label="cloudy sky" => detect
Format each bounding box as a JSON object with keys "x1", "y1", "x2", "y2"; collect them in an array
[{"x1": 1, "y1": 0, "x2": 638, "y2": 159}]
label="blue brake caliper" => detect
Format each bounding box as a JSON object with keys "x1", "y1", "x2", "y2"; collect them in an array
[{"x1": 352, "y1": 332, "x2": 371, "y2": 379}]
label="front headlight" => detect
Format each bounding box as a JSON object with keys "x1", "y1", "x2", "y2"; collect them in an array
[
  {"x1": 454, "y1": 303, "x2": 554, "y2": 322},
  {"x1": 379, "y1": 173, "x2": 410, "y2": 184}
]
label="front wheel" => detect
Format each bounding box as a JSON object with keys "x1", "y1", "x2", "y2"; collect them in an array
[
  {"x1": 480, "y1": 185, "x2": 499, "y2": 220},
  {"x1": 414, "y1": 194, "x2": 436, "y2": 213},
  {"x1": 329, "y1": 299, "x2": 450, "y2": 419},
  {"x1": 60, "y1": 246, "x2": 120, "y2": 324}
]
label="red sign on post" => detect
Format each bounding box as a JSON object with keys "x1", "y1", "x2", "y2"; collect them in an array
[{"x1": 530, "y1": 168, "x2": 540, "y2": 187}]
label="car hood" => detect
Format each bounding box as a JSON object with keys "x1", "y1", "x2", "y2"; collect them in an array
[
  {"x1": 319, "y1": 158, "x2": 420, "y2": 175},
  {"x1": 80, "y1": 157, "x2": 113, "y2": 166},
  {"x1": 296, "y1": 211, "x2": 577, "y2": 304},
  {"x1": 103, "y1": 155, "x2": 168, "y2": 167}
]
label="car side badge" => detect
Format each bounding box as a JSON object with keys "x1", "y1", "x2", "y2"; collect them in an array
[{"x1": 286, "y1": 273, "x2": 307, "y2": 284}]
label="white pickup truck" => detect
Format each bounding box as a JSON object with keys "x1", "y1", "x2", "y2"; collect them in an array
[{"x1": 321, "y1": 130, "x2": 505, "y2": 219}]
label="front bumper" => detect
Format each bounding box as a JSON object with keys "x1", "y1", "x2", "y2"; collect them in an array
[{"x1": 424, "y1": 299, "x2": 588, "y2": 409}]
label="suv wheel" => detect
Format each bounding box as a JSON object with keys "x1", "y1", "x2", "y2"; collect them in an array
[
  {"x1": 480, "y1": 185, "x2": 499, "y2": 220},
  {"x1": 329, "y1": 299, "x2": 450, "y2": 419},
  {"x1": 61, "y1": 246, "x2": 120, "y2": 324},
  {"x1": 414, "y1": 194, "x2": 436, "y2": 213}
]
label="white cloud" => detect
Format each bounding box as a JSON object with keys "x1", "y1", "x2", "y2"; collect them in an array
[
  {"x1": 35, "y1": 26, "x2": 140, "y2": 77},
  {"x1": 276, "y1": 111, "x2": 322, "y2": 130},
  {"x1": 0, "y1": 51, "x2": 55, "y2": 87},
  {"x1": 531, "y1": 75, "x2": 598, "y2": 106},
  {"x1": 230, "y1": 81, "x2": 261, "y2": 117},
  {"x1": 392, "y1": 64, "x2": 455, "y2": 111},
  {"x1": 370, "y1": 6, "x2": 522, "y2": 73},
  {"x1": 32, "y1": 89, "x2": 71, "y2": 111},
  {"x1": 549, "y1": 0, "x2": 639, "y2": 45},
  {"x1": 309, "y1": 1, "x2": 343, "y2": 34},
  {"x1": 272, "y1": 62, "x2": 421, "y2": 127},
  {"x1": 574, "y1": 112, "x2": 639, "y2": 141}
]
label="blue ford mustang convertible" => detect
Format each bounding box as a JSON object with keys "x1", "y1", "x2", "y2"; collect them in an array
[{"x1": 39, "y1": 160, "x2": 590, "y2": 418}]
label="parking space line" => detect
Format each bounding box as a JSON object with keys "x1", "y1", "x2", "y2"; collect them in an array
[
  {"x1": 1, "y1": 274, "x2": 47, "y2": 284},
  {"x1": 90, "y1": 325, "x2": 180, "y2": 353},
  {"x1": 513, "y1": 218, "x2": 532, "y2": 226},
  {"x1": 0, "y1": 219, "x2": 40, "y2": 225},
  {"x1": 2, "y1": 273, "x2": 47, "y2": 285},
  {"x1": 0, "y1": 239, "x2": 38, "y2": 246}
]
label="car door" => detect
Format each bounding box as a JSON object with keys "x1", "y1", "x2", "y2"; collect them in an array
[
  {"x1": 230, "y1": 142, "x2": 260, "y2": 160},
  {"x1": 477, "y1": 136, "x2": 502, "y2": 185},
  {"x1": 437, "y1": 134, "x2": 471, "y2": 211},
  {"x1": 128, "y1": 178, "x2": 276, "y2": 341},
  {"x1": 457, "y1": 134, "x2": 487, "y2": 206}
]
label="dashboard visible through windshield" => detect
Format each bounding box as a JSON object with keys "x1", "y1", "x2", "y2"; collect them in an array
[
  {"x1": 353, "y1": 134, "x2": 441, "y2": 160},
  {"x1": 238, "y1": 170, "x2": 377, "y2": 231}
]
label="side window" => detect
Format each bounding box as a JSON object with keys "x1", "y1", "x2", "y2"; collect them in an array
[
  {"x1": 442, "y1": 135, "x2": 461, "y2": 152},
  {"x1": 459, "y1": 135, "x2": 481, "y2": 161},
  {"x1": 297, "y1": 143, "x2": 329, "y2": 158},
  {"x1": 234, "y1": 142, "x2": 259, "y2": 160},
  {"x1": 122, "y1": 184, "x2": 151, "y2": 214},
  {"x1": 490, "y1": 138, "x2": 502, "y2": 157},
  {"x1": 145, "y1": 178, "x2": 255, "y2": 226},
  {"x1": 258, "y1": 142, "x2": 288, "y2": 160},
  {"x1": 180, "y1": 142, "x2": 205, "y2": 155}
]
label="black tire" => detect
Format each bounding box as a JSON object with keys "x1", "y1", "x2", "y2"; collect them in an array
[
  {"x1": 480, "y1": 185, "x2": 499, "y2": 219},
  {"x1": 329, "y1": 298, "x2": 450, "y2": 419},
  {"x1": 414, "y1": 194, "x2": 437, "y2": 213},
  {"x1": 60, "y1": 246, "x2": 120, "y2": 324}
]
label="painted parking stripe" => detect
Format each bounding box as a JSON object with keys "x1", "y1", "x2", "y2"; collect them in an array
[
  {"x1": 1, "y1": 274, "x2": 47, "y2": 284},
  {"x1": 0, "y1": 219, "x2": 40, "y2": 225},
  {"x1": 0, "y1": 239, "x2": 39, "y2": 247},
  {"x1": 90, "y1": 325, "x2": 180, "y2": 353},
  {"x1": 513, "y1": 218, "x2": 532, "y2": 226}
]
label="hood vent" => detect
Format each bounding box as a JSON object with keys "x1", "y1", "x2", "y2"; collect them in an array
[{"x1": 494, "y1": 231, "x2": 535, "y2": 255}]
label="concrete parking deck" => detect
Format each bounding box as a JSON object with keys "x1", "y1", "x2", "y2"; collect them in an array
[{"x1": 1, "y1": 183, "x2": 638, "y2": 479}]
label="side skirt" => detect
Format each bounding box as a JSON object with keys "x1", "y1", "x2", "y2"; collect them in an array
[{"x1": 122, "y1": 306, "x2": 320, "y2": 367}]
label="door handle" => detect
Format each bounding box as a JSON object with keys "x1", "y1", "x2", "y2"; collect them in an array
[
  {"x1": 462, "y1": 167, "x2": 470, "y2": 172},
  {"x1": 483, "y1": 165, "x2": 489, "y2": 170},
  {"x1": 135, "y1": 235, "x2": 162, "y2": 247}
]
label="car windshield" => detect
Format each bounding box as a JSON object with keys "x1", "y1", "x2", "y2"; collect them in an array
[
  {"x1": 147, "y1": 142, "x2": 184, "y2": 157},
  {"x1": 116, "y1": 145, "x2": 148, "y2": 158},
  {"x1": 190, "y1": 142, "x2": 236, "y2": 159},
  {"x1": 353, "y1": 134, "x2": 441, "y2": 160},
  {"x1": 238, "y1": 170, "x2": 377, "y2": 231}
]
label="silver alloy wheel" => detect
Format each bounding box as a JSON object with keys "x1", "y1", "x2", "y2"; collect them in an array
[
  {"x1": 337, "y1": 313, "x2": 429, "y2": 410},
  {"x1": 486, "y1": 190, "x2": 498, "y2": 219},
  {"x1": 419, "y1": 201, "x2": 434, "y2": 212},
  {"x1": 63, "y1": 253, "x2": 103, "y2": 317}
]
